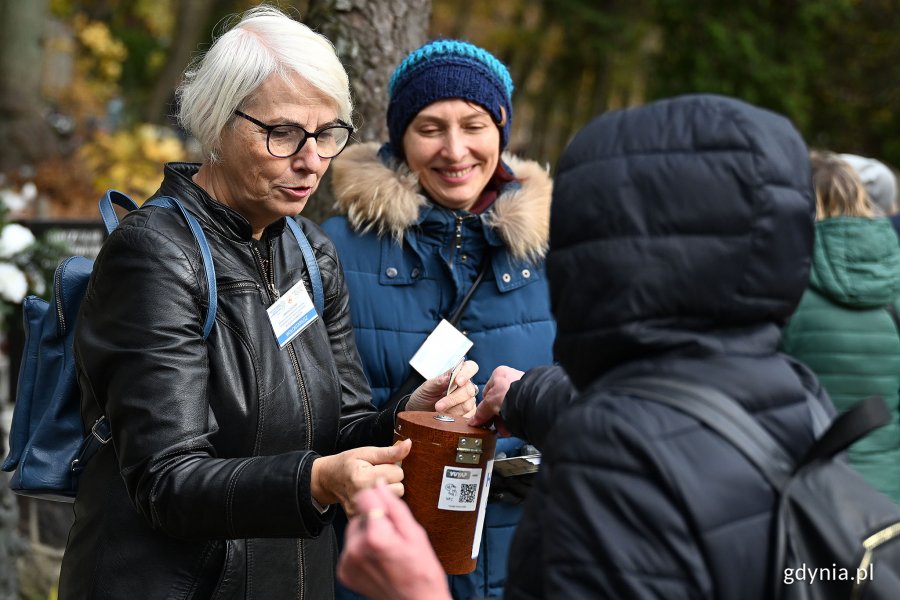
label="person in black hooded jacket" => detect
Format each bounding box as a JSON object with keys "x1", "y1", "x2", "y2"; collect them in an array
[{"x1": 338, "y1": 94, "x2": 832, "y2": 600}]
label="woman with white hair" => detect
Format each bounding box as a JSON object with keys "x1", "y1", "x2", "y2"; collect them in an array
[{"x1": 57, "y1": 7, "x2": 477, "y2": 599}]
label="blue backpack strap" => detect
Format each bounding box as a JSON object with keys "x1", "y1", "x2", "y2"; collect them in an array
[
  {"x1": 71, "y1": 192, "x2": 216, "y2": 483},
  {"x1": 144, "y1": 196, "x2": 217, "y2": 340},
  {"x1": 285, "y1": 217, "x2": 324, "y2": 316},
  {"x1": 98, "y1": 189, "x2": 140, "y2": 234}
]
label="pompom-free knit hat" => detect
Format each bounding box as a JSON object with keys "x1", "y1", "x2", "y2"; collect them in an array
[
  {"x1": 386, "y1": 39, "x2": 514, "y2": 159},
  {"x1": 840, "y1": 153, "x2": 898, "y2": 216}
]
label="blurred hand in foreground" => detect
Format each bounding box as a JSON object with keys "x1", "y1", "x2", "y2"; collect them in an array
[{"x1": 338, "y1": 481, "x2": 451, "y2": 600}]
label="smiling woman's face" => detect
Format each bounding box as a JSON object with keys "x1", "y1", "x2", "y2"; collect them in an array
[
  {"x1": 402, "y1": 99, "x2": 501, "y2": 211},
  {"x1": 203, "y1": 73, "x2": 339, "y2": 237}
]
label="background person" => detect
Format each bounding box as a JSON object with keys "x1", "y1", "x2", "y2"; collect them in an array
[
  {"x1": 839, "y1": 153, "x2": 898, "y2": 217},
  {"x1": 58, "y1": 7, "x2": 477, "y2": 599},
  {"x1": 780, "y1": 150, "x2": 900, "y2": 504},
  {"x1": 323, "y1": 39, "x2": 554, "y2": 599}
]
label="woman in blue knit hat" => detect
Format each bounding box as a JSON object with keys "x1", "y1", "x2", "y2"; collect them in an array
[{"x1": 323, "y1": 39, "x2": 555, "y2": 599}]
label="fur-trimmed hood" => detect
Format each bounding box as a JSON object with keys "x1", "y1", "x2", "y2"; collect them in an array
[{"x1": 331, "y1": 142, "x2": 553, "y2": 262}]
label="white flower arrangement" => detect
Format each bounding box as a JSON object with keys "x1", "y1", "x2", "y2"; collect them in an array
[
  {"x1": 0, "y1": 223, "x2": 36, "y2": 258},
  {"x1": 0, "y1": 181, "x2": 65, "y2": 324},
  {"x1": 0, "y1": 262, "x2": 28, "y2": 304}
]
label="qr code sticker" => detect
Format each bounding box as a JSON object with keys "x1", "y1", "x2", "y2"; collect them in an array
[
  {"x1": 459, "y1": 483, "x2": 478, "y2": 503},
  {"x1": 438, "y1": 466, "x2": 482, "y2": 511}
]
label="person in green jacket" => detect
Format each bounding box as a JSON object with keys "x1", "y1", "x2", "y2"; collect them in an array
[{"x1": 780, "y1": 150, "x2": 900, "y2": 504}]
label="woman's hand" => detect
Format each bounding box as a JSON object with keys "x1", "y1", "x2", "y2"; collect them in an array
[
  {"x1": 406, "y1": 360, "x2": 479, "y2": 417},
  {"x1": 467, "y1": 365, "x2": 524, "y2": 435},
  {"x1": 338, "y1": 481, "x2": 451, "y2": 600},
  {"x1": 310, "y1": 439, "x2": 412, "y2": 516}
]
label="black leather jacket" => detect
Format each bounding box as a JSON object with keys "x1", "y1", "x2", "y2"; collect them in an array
[{"x1": 59, "y1": 163, "x2": 397, "y2": 599}]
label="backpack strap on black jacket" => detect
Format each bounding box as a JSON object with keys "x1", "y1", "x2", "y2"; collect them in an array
[
  {"x1": 609, "y1": 376, "x2": 891, "y2": 484},
  {"x1": 609, "y1": 376, "x2": 792, "y2": 489},
  {"x1": 798, "y1": 395, "x2": 891, "y2": 466}
]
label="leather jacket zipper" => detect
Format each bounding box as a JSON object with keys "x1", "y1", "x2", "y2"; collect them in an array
[
  {"x1": 252, "y1": 243, "x2": 280, "y2": 301},
  {"x1": 217, "y1": 281, "x2": 261, "y2": 294},
  {"x1": 54, "y1": 259, "x2": 69, "y2": 333},
  {"x1": 252, "y1": 240, "x2": 312, "y2": 599},
  {"x1": 288, "y1": 343, "x2": 312, "y2": 449},
  {"x1": 297, "y1": 538, "x2": 306, "y2": 600},
  {"x1": 251, "y1": 241, "x2": 313, "y2": 451}
]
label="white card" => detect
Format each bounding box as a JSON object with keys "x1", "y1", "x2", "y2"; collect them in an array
[
  {"x1": 472, "y1": 459, "x2": 493, "y2": 559},
  {"x1": 408, "y1": 319, "x2": 473, "y2": 380},
  {"x1": 266, "y1": 279, "x2": 318, "y2": 348}
]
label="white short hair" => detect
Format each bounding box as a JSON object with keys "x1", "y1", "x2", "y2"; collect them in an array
[{"x1": 177, "y1": 5, "x2": 352, "y2": 161}]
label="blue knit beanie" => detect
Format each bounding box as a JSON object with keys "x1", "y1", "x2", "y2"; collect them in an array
[{"x1": 386, "y1": 39, "x2": 514, "y2": 159}]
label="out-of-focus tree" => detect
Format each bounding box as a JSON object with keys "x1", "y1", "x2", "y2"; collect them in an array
[
  {"x1": 648, "y1": 0, "x2": 845, "y2": 135},
  {"x1": 803, "y1": 0, "x2": 900, "y2": 162},
  {"x1": 0, "y1": 0, "x2": 60, "y2": 172},
  {"x1": 31, "y1": 0, "x2": 236, "y2": 212},
  {"x1": 649, "y1": 0, "x2": 900, "y2": 165},
  {"x1": 438, "y1": 0, "x2": 900, "y2": 170},
  {"x1": 143, "y1": 0, "x2": 219, "y2": 124},
  {"x1": 433, "y1": 0, "x2": 656, "y2": 168},
  {"x1": 302, "y1": 0, "x2": 432, "y2": 223},
  {"x1": 3, "y1": 0, "x2": 898, "y2": 208},
  {"x1": 0, "y1": 2, "x2": 47, "y2": 585},
  {"x1": 308, "y1": 0, "x2": 431, "y2": 143}
]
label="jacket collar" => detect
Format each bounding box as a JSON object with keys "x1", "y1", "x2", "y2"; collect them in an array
[
  {"x1": 156, "y1": 162, "x2": 286, "y2": 241},
  {"x1": 330, "y1": 142, "x2": 553, "y2": 262}
]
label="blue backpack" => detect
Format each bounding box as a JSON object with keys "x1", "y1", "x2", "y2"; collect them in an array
[{"x1": 1, "y1": 190, "x2": 323, "y2": 501}]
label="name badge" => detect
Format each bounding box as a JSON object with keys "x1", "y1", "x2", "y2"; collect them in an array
[
  {"x1": 408, "y1": 319, "x2": 473, "y2": 379},
  {"x1": 267, "y1": 279, "x2": 318, "y2": 348}
]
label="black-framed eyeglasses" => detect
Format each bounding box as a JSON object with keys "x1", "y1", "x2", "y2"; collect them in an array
[{"x1": 234, "y1": 110, "x2": 354, "y2": 159}]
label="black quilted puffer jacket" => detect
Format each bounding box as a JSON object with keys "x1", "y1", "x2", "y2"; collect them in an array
[
  {"x1": 59, "y1": 163, "x2": 396, "y2": 599},
  {"x1": 502, "y1": 95, "x2": 830, "y2": 599}
]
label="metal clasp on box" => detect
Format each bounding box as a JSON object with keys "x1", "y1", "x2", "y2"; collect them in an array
[{"x1": 456, "y1": 437, "x2": 483, "y2": 465}]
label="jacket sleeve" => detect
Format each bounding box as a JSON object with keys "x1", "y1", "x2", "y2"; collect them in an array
[
  {"x1": 75, "y1": 224, "x2": 330, "y2": 540},
  {"x1": 501, "y1": 365, "x2": 579, "y2": 450},
  {"x1": 519, "y1": 404, "x2": 713, "y2": 599},
  {"x1": 311, "y1": 237, "x2": 399, "y2": 451}
]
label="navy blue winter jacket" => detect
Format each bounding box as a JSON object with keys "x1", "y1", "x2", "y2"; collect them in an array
[
  {"x1": 502, "y1": 95, "x2": 828, "y2": 599},
  {"x1": 323, "y1": 143, "x2": 555, "y2": 599}
]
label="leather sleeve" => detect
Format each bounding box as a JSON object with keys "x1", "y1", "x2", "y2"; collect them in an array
[
  {"x1": 501, "y1": 365, "x2": 579, "y2": 450},
  {"x1": 309, "y1": 233, "x2": 399, "y2": 451},
  {"x1": 75, "y1": 223, "x2": 329, "y2": 540}
]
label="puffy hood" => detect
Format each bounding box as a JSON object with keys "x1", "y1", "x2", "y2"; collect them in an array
[
  {"x1": 809, "y1": 217, "x2": 900, "y2": 308},
  {"x1": 330, "y1": 142, "x2": 552, "y2": 262},
  {"x1": 549, "y1": 94, "x2": 815, "y2": 389}
]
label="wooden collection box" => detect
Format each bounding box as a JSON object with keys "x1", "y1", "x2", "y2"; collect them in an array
[{"x1": 394, "y1": 411, "x2": 497, "y2": 574}]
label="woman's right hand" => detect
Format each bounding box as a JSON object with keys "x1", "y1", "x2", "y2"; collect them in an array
[
  {"x1": 310, "y1": 439, "x2": 412, "y2": 516},
  {"x1": 406, "y1": 359, "x2": 480, "y2": 417}
]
